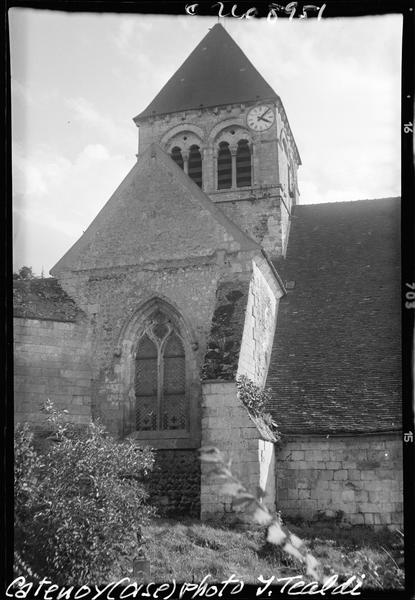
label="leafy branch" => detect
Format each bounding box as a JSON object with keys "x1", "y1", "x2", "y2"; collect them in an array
[{"x1": 200, "y1": 446, "x2": 322, "y2": 581}]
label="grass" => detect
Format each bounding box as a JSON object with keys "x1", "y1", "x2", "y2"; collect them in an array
[{"x1": 136, "y1": 518, "x2": 404, "y2": 590}]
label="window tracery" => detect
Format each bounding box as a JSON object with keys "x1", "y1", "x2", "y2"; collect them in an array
[{"x1": 135, "y1": 309, "x2": 187, "y2": 432}]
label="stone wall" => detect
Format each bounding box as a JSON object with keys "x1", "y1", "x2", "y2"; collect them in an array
[
  {"x1": 14, "y1": 316, "x2": 92, "y2": 426},
  {"x1": 237, "y1": 258, "x2": 280, "y2": 387},
  {"x1": 201, "y1": 381, "x2": 272, "y2": 518},
  {"x1": 276, "y1": 434, "x2": 403, "y2": 528},
  {"x1": 200, "y1": 251, "x2": 282, "y2": 519},
  {"x1": 148, "y1": 449, "x2": 200, "y2": 518},
  {"x1": 217, "y1": 196, "x2": 283, "y2": 258},
  {"x1": 57, "y1": 262, "x2": 225, "y2": 443}
]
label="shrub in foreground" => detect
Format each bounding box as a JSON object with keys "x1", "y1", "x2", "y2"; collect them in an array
[{"x1": 14, "y1": 402, "x2": 155, "y2": 584}]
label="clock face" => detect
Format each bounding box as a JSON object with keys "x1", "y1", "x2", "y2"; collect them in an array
[{"x1": 246, "y1": 104, "x2": 275, "y2": 132}]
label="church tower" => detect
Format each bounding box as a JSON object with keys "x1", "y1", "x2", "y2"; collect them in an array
[{"x1": 133, "y1": 24, "x2": 301, "y2": 257}]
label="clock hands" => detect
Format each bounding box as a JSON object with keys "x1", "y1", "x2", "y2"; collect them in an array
[
  {"x1": 258, "y1": 116, "x2": 271, "y2": 123},
  {"x1": 257, "y1": 108, "x2": 272, "y2": 122},
  {"x1": 247, "y1": 105, "x2": 274, "y2": 131}
]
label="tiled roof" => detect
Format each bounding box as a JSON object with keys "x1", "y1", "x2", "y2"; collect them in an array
[
  {"x1": 13, "y1": 278, "x2": 83, "y2": 322},
  {"x1": 134, "y1": 24, "x2": 279, "y2": 120},
  {"x1": 267, "y1": 198, "x2": 401, "y2": 434}
]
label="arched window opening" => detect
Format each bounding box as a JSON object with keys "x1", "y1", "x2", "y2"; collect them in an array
[
  {"x1": 282, "y1": 138, "x2": 288, "y2": 156},
  {"x1": 188, "y1": 145, "x2": 202, "y2": 188},
  {"x1": 217, "y1": 142, "x2": 232, "y2": 190},
  {"x1": 135, "y1": 310, "x2": 187, "y2": 432},
  {"x1": 171, "y1": 146, "x2": 184, "y2": 170},
  {"x1": 236, "y1": 139, "x2": 251, "y2": 188},
  {"x1": 288, "y1": 164, "x2": 294, "y2": 197}
]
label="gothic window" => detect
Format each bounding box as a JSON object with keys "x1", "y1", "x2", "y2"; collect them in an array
[
  {"x1": 236, "y1": 139, "x2": 251, "y2": 188},
  {"x1": 217, "y1": 141, "x2": 232, "y2": 189},
  {"x1": 135, "y1": 310, "x2": 187, "y2": 432},
  {"x1": 188, "y1": 145, "x2": 202, "y2": 188},
  {"x1": 171, "y1": 146, "x2": 184, "y2": 170}
]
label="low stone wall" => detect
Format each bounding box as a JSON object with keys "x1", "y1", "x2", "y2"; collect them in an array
[
  {"x1": 148, "y1": 449, "x2": 200, "y2": 518},
  {"x1": 276, "y1": 434, "x2": 403, "y2": 528},
  {"x1": 14, "y1": 316, "x2": 92, "y2": 426},
  {"x1": 200, "y1": 381, "x2": 275, "y2": 518}
]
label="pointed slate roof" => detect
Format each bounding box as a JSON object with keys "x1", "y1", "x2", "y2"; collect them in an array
[
  {"x1": 134, "y1": 24, "x2": 279, "y2": 120},
  {"x1": 51, "y1": 143, "x2": 259, "y2": 275}
]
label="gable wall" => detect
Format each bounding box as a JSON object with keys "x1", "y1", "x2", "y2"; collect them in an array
[{"x1": 52, "y1": 154, "x2": 247, "y2": 274}]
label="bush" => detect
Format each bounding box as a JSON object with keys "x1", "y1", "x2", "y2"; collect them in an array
[
  {"x1": 14, "y1": 403, "x2": 155, "y2": 584},
  {"x1": 236, "y1": 375, "x2": 280, "y2": 441},
  {"x1": 236, "y1": 375, "x2": 272, "y2": 414}
]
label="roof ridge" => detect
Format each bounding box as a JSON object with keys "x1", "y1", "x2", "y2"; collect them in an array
[{"x1": 295, "y1": 197, "x2": 401, "y2": 209}]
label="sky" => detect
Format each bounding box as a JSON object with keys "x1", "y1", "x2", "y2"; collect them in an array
[{"x1": 9, "y1": 9, "x2": 402, "y2": 275}]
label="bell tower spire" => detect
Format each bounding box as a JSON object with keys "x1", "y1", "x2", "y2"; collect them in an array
[{"x1": 133, "y1": 24, "x2": 301, "y2": 258}]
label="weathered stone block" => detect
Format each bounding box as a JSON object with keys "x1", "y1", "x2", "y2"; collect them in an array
[
  {"x1": 342, "y1": 461, "x2": 357, "y2": 470},
  {"x1": 316, "y1": 480, "x2": 329, "y2": 490},
  {"x1": 364, "y1": 513, "x2": 374, "y2": 525},
  {"x1": 291, "y1": 451, "x2": 305, "y2": 461},
  {"x1": 379, "y1": 513, "x2": 392, "y2": 525},
  {"x1": 319, "y1": 470, "x2": 334, "y2": 481},
  {"x1": 355, "y1": 490, "x2": 369, "y2": 503},
  {"x1": 326, "y1": 461, "x2": 341, "y2": 470},
  {"x1": 349, "y1": 513, "x2": 365, "y2": 525},
  {"x1": 361, "y1": 470, "x2": 377, "y2": 481},
  {"x1": 359, "y1": 502, "x2": 380, "y2": 513},
  {"x1": 341, "y1": 490, "x2": 355, "y2": 503}
]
